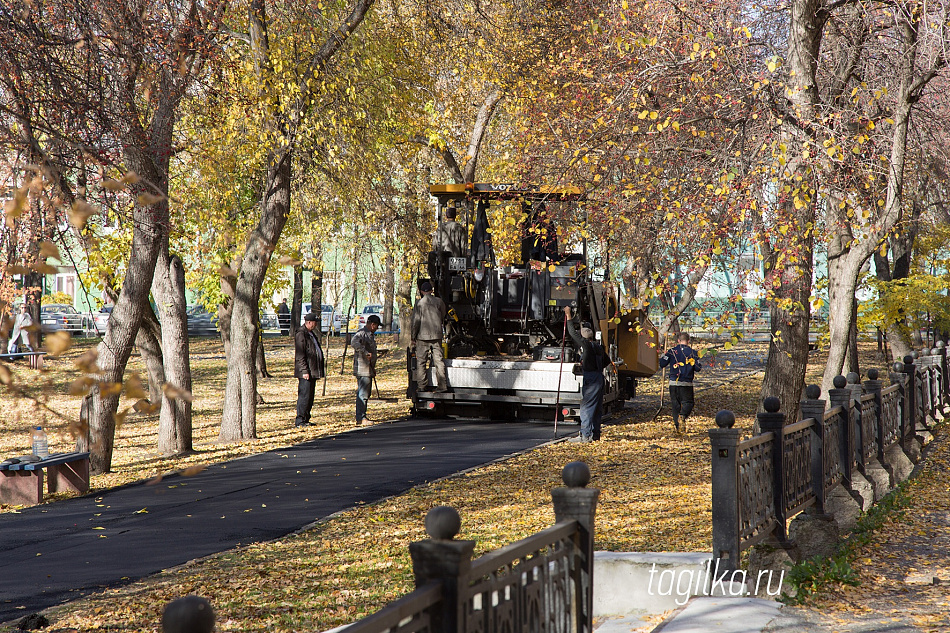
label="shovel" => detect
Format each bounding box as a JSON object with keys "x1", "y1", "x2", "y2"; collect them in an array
[{"x1": 372, "y1": 376, "x2": 399, "y2": 403}]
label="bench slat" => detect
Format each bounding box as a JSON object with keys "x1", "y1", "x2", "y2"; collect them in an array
[{"x1": 0, "y1": 452, "x2": 90, "y2": 471}]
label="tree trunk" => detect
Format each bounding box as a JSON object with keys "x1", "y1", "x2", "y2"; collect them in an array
[
  {"x1": 658, "y1": 265, "x2": 708, "y2": 344},
  {"x1": 291, "y1": 265, "x2": 303, "y2": 337},
  {"x1": 383, "y1": 244, "x2": 395, "y2": 329},
  {"x1": 759, "y1": 0, "x2": 823, "y2": 417},
  {"x1": 104, "y1": 282, "x2": 164, "y2": 404},
  {"x1": 88, "y1": 197, "x2": 164, "y2": 473},
  {"x1": 822, "y1": 253, "x2": 863, "y2": 392},
  {"x1": 154, "y1": 252, "x2": 192, "y2": 455},
  {"x1": 311, "y1": 254, "x2": 323, "y2": 313},
  {"x1": 219, "y1": 256, "x2": 240, "y2": 357},
  {"x1": 255, "y1": 321, "x2": 271, "y2": 379},
  {"x1": 820, "y1": 9, "x2": 922, "y2": 389},
  {"x1": 845, "y1": 297, "x2": 859, "y2": 375},
  {"x1": 873, "y1": 227, "x2": 917, "y2": 363},
  {"x1": 396, "y1": 271, "x2": 412, "y2": 346},
  {"x1": 220, "y1": 148, "x2": 292, "y2": 441},
  {"x1": 137, "y1": 304, "x2": 166, "y2": 405}
]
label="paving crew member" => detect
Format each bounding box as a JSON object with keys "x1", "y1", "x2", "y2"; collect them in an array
[
  {"x1": 352, "y1": 314, "x2": 381, "y2": 425},
  {"x1": 563, "y1": 307, "x2": 607, "y2": 442},
  {"x1": 277, "y1": 297, "x2": 290, "y2": 336},
  {"x1": 411, "y1": 281, "x2": 448, "y2": 393},
  {"x1": 432, "y1": 206, "x2": 467, "y2": 258},
  {"x1": 659, "y1": 331, "x2": 702, "y2": 433},
  {"x1": 293, "y1": 312, "x2": 325, "y2": 427}
]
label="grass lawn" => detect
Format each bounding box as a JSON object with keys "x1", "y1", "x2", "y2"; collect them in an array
[{"x1": 0, "y1": 337, "x2": 900, "y2": 632}]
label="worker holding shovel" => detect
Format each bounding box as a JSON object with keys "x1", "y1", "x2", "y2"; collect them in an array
[{"x1": 351, "y1": 314, "x2": 381, "y2": 426}]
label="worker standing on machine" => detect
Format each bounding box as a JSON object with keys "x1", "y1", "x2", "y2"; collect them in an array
[
  {"x1": 411, "y1": 281, "x2": 448, "y2": 393},
  {"x1": 429, "y1": 205, "x2": 467, "y2": 296},
  {"x1": 432, "y1": 206, "x2": 467, "y2": 257}
]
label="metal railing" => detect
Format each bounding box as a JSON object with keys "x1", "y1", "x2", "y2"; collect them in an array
[
  {"x1": 347, "y1": 462, "x2": 598, "y2": 633},
  {"x1": 710, "y1": 343, "x2": 949, "y2": 571}
]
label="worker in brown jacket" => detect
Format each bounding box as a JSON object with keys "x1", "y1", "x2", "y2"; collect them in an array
[{"x1": 411, "y1": 281, "x2": 448, "y2": 392}]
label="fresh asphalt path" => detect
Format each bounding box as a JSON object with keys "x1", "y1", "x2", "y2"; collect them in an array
[{"x1": 0, "y1": 417, "x2": 576, "y2": 622}]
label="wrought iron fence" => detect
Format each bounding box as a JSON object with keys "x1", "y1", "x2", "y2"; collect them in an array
[
  {"x1": 820, "y1": 406, "x2": 843, "y2": 499},
  {"x1": 710, "y1": 343, "x2": 949, "y2": 572},
  {"x1": 858, "y1": 391, "x2": 877, "y2": 469},
  {"x1": 879, "y1": 384, "x2": 902, "y2": 458},
  {"x1": 346, "y1": 462, "x2": 598, "y2": 633},
  {"x1": 736, "y1": 432, "x2": 775, "y2": 549}
]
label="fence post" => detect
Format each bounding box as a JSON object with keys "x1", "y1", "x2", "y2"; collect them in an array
[
  {"x1": 800, "y1": 385, "x2": 826, "y2": 515},
  {"x1": 757, "y1": 396, "x2": 787, "y2": 541},
  {"x1": 827, "y1": 375, "x2": 853, "y2": 485},
  {"x1": 408, "y1": 506, "x2": 476, "y2": 633},
  {"x1": 552, "y1": 461, "x2": 599, "y2": 633},
  {"x1": 162, "y1": 596, "x2": 215, "y2": 633},
  {"x1": 937, "y1": 341, "x2": 948, "y2": 408},
  {"x1": 709, "y1": 410, "x2": 740, "y2": 574},
  {"x1": 846, "y1": 372, "x2": 865, "y2": 472},
  {"x1": 902, "y1": 354, "x2": 918, "y2": 442},
  {"x1": 930, "y1": 345, "x2": 946, "y2": 416},
  {"x1": 863, "y1": 369, "x2": 884, "y2": 463}
]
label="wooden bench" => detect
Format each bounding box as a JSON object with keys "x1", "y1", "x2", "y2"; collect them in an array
[
  {"x1": 0, "y1": 452, "x2": 90, "y2": 505},
  {"x1": 0, "y1": 350, "x2": 46, "y2": 369}
]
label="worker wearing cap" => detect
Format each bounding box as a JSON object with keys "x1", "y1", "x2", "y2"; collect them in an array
[
  {"x1": 293, "y1": 312, "x2": 325, "y2": 427},
  {"x1": 411, "y1": 281, "x2": 448, "y2": 393},
  {"x1": 563, "y1": 307, "x2": 607, "y2": 442},
  {"x1": 351, "y1": 314, "x2": 381, "y2": 425}
]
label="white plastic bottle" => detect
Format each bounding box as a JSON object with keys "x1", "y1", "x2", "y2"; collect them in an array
[{"x1": 31, "y1": 425, "x2": 49, "y2": 459}]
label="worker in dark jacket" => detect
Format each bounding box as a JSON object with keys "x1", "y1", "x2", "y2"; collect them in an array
[
  {"x1": 293, "y1": 313, "x2": 325, "y2": 427},
  {"x1": 659, "y1": 331, "x2": 702, "y2": 432},
  {"x1": 563, "y1": 307, "x2": 607, "y2": 442}
]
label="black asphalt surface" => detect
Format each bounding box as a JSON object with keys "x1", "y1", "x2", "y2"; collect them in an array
[{"x1": 0, "y1": 418, "x2": 576, "y2": 622}]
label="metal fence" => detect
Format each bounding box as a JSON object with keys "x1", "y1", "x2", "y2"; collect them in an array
[
  {"x1": 710, "y1": 343, "x2": 949, "y2": 572},
  {"x1": 345, "y1": 462, "x2": 598, "y2": 633}
]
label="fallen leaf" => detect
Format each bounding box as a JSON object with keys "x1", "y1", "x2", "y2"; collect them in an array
[
  {"x1": 44, "y1": 331, "x2": 72, "y2": 355},
  {"x1": 68, "y1": 200, "x2": 96, "y2": 229}
]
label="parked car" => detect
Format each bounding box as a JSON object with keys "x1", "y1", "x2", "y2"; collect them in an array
[
  {"x1": 186, "y1": 304, "x2": 219, "y2": 336},
  {"x1": 40, "y1": 304, "x2": 96, "y2": 336},
  {"x1": 94, "y1": 306, "x2": 113, "y2": 335},
  {"x1": 358, "y1": 304, "x2": 399, "y2": 332},
  {"x1": 300, "y1": 303, "x2": 342, "y2": 333}
]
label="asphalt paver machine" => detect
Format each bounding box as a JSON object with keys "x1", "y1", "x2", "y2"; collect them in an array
[{"x1": 410, "y1": 183, "x2": 658, "y2": 421}]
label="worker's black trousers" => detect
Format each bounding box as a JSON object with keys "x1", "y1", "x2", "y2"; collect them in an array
[
  {"x1": 295, "y1": 377, "x2": 316, "y2": 426},
  {"x1": 669, "y1": 385, "x2": 695, "y2": 425}
]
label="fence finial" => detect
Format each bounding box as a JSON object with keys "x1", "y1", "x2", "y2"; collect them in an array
[
  {"x1": 715, "y1": 410, "x2": 735, "y2": 428},
  {"x1": 425, "y1": 506, "x2": 461, "y2": 541},
  {"x1": 162, "y1": 596, "x2": 214, "y2": 633},
  {"x1": 892, "y1": 362, "x2": 904, "y2": 373},
  {"x1": 763, "y1": 396, "x2": 781, "y2": 413},
  {"x1": 846, "y1": 372, "x2": 860, "y2": 385},
  {"x1": 833, "y1": 375, "x2": 847, "y2": 388},
  {"x1": 562, "y1": 461, "x2": 591, "y2": 488},
  {"x1": 867, "y1": 368, "x2": 879, "y2": 381},
  {"x1": 938, "y1": 340, "x2": 946, "y2": 349},
  {"x1": 904, "y1": 355, "x2": 915, "y2": 365},
  {"x1": 805, "y1": 384, "x2": 821, "y2": 399}
]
